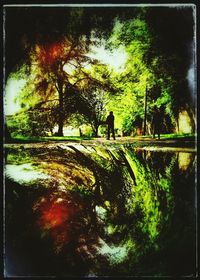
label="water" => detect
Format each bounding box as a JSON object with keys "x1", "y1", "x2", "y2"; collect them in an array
[{"x1": 4, "y1": 143, "x2": 197, "y2": 277}]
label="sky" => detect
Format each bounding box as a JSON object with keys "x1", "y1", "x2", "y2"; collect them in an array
[
  {"x1": 5, "y1": 78, "x2": 26, "y2": 115},
  {"x1": 89, "y1": 45, "x2": 127, "y2": 71}
]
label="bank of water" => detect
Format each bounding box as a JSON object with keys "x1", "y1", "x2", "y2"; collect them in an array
[{"x1": 4, "y1": 143, "x2": 197, "y2": 277}]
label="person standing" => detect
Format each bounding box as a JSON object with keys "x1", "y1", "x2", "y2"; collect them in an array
[
  {"x1": 152, "y1": 107, "x2": 161, "y2": 139},
  {"x1": 106, "y1": 111, "x2": 115, "y2": 140}
]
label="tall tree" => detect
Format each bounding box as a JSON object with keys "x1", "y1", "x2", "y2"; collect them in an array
[
  {"x1": 5, "y1": 7, "x2": 122, "y2": 136},
  {"x1": 107, "y1": 6, "x2": 195, "y2": 135}
]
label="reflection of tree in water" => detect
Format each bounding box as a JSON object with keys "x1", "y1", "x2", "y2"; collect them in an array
[
  {"x1": 5, "y1": 145, "x2": 196, "y2": 276},
  {"x1": 131, "y1": 149, "x2": 196, "y2": 275}
]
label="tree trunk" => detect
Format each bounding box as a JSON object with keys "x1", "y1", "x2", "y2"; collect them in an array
[
  {"x1": 91, "y1": 123, "x2": 99, "y2": 137},
  {"x1": 57, "y1": 118, "x2": 64, "y2": 136},
  {"x1": 176, "y1": 119, "x2": 179, "y2": 134},
  {"x1": 57, "y1": 82, "x2": 64, "y2": 136},
  {"x1": 94, "y1": 124, "x2": 99, "y2": 137},
  {"x1": 143, "y1": 85, "x2": 148, "y2": 135}
]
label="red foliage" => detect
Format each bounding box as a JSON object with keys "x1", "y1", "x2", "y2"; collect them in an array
[{"x1": 38, "y1": 42, "x2": 64, "y2": 66}]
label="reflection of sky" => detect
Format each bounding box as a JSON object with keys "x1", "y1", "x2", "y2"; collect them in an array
[
  {"x1": 6, "y1": 163, "x2": 50, "y2": 184},
  {"x1": 97, "y1": 237, "x2": 129, "y2": 265}
]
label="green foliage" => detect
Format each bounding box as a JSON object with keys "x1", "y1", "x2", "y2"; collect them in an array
[
  {"x1": 6, "y1": 109, "x2": 55, "y2": 137},
  {"x1": 5, "y1": 7, "x2": 195, "y2": 137},
  {"x1": 69, "y1": 184, "x2": 94, "y2": 199},
  {"x1": 6, "y1": 112, "x2": 30, "y2": 137},
  {"x1": 106, "y1": 14, "x2": 182, "y2": 135},
  {"x1": 6, "y1": 149, "x2": 32, "y2": 165}
]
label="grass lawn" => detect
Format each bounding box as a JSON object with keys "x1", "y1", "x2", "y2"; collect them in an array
[
  {"x1": 157, "y1": 133, "x2": 196, "y2": 140},
  {"x1": 136, "y1": 133, "x2": 196, "y2": 140},
  {"x1": 6, "y1": 135, "x2": 94, "y2": 143}
]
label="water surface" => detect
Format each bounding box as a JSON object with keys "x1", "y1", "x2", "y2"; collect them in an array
[{"x1": 4, "y1": 143, "x2": 197, "y2": 277}]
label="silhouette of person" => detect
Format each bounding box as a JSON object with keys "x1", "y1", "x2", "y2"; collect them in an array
[
  {"x1": 106, "y1": 111, "x2": 115, "y2": 140},
  {"x1": 152, "y1": 107, "x2": 161, "y2": 139}
]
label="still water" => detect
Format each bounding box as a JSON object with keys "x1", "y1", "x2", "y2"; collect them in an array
[{"x1": 4, "y1": 143, "x2": 197, "y2": 277}]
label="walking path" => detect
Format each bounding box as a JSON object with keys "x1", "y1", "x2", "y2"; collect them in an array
[{"x1": 80, "y1": 136, "x2": 196, "y2": 152}]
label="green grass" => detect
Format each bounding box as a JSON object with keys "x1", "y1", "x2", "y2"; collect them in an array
[
  {"x1": 8, "y1": 135, "x2": 94, "y2": 143},
  {"x1": 135, "y1": 133, "x2": 196, "y2": 140},
  {"x1": 158, "y1": 133, "x2": 196, "y2": 140}
]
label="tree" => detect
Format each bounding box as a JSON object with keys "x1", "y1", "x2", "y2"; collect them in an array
[
  {"x1": 107, "y1": 7, "x2": 196, "y2": 135},
  {"x1": 14, "y1": 37, "x2": 110, "y2": 136},
  {"x1": 5, "y1": 6, "x2": 195, "y2": 137},
  {"x1": 5, "y1": 7, "x2": 118, "y2": 137},
  {"x1": 107, "y1": 17, "x2": 157, "y2": 135},
  {"x1": 12, "y1": 37, "x2": 116, "y2": 137},
  {"x1": 5, "y1": 7, "x2": 141, "y2": 79},
  {"x1": 81, "y1": 89, "x2": 108, "y2": 137},
  {"x1": 144, "y1": 7, "x2": 196, "y2": 132}
]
